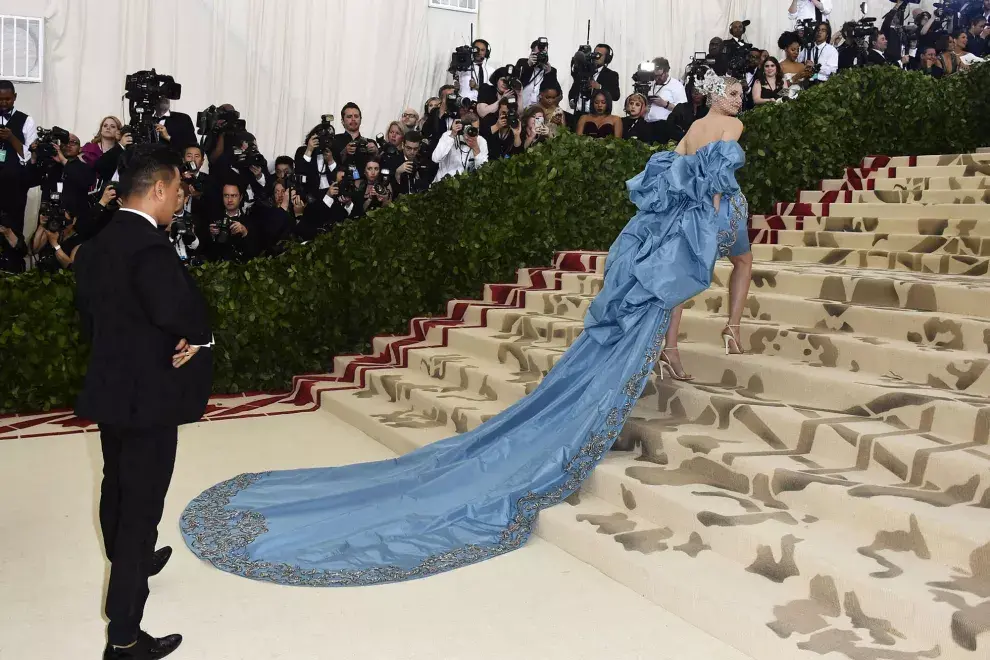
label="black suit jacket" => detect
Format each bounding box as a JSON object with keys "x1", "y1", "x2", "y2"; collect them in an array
[
  {"x1": 867, "y1": 49, "x2": 891, "y2": 66},
  {"x1": 160, "y1": 111, "x2": 198, "y2": 152},
  {"x1": 568, "y1": 66, "x2": 621, "y2": 106},
  {"x1": 74, "y1": 210, "x2": 213, "y2": 428},
  {"x1": 515, "y1": 59, "x2": 562, "y2": 95}
]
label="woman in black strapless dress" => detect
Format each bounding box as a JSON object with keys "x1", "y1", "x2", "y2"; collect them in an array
[
  {"x1": 752, "y1": 56, "x2": 787, "y2": 106},
  {"x1": 576, "y1": 90, "x2": 623, "y2": 139}
]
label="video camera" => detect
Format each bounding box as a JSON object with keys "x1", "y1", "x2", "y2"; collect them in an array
[
  {"x1": 851, "y1": 16, "x2": 878, "y2": 39},
  {"x1": 633, "y1": 61, "x2": 658, "y2": 96},
  {"x1": 33, "y1": 126, "x2": 70, "y2": 170},
  {"x1": 196, "y1": 105, "x2": 246, "y2": 139},
  {"x1": 570, "y1": 45, "x2": 601, "y2": 100},
  {"x1": 124, "y1": 69, "x2": 181, "y2": 145},
  {"x1": 449, "y1": 44, "x2": 479, "y2": 74},
  {"x1": 931, "y1": 1, "x2": 963, "y2": 31},
  {"x1": 798, "y1": 17, "x2": 820, "y2": 49},
  {"x1": 685, "y1": 52, "x2": 717, "y2": 82}
]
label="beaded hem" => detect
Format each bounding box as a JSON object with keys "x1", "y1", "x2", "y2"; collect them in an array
[{"x1": 179, "y1": 313, "x2": 669, "y2": 587}]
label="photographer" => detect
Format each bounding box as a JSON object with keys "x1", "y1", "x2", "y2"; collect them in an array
[
  {"x1": 295, "y1": 120, "x2": 339, "y2": 200},
  {"x1": 0, "y1": 213, "x2": 27, "y2": 273},
  {"x1": 456, "y1": 39, "x2": 497, "y2": 103},
  {"x1": 668, "y1": 79, "x2": 709, "y2": 140},
  {"x1": 568, "y1": 44, "x2": 621, "y2": 116},
  {"x1": 789, "y1": 0, "x2": 833, "y2": 26},
  {"x1": 0, "y1": 80, "x2": 38, "y2": 235},
  {"x1": 867, "y1": 30, "x2": 904, "y2": 65},
  {"x1": 201, "y1": 181, "x2": 258, "y2": 262},
  {"x1": 202, "y1": 103, "x2": 242, "y2": 165},
  {"x1": 483, "y1": 97, "x2": 524, "y2": 160},
  {"x1": 333, "y1": 103, "x2": 369, "y2": 170},
  {"x1": 644, "y1": 58, "x2": 687, "y2": 123},
  {"x1": 30, "y1": 204, "x2": 82, "y2": 272},
  {"x1": 77, "y1": 183, "x2": 119, "y2": 240},
  {"x1": 392, "y1": 131, "x2": 436, "y2": 198},
  {"x1": 521, "y1": 106, "x2": 552, "y2": 151},
  {"x1": 153, "y1": 98, "x2": 197, "y2": 153},
  {"x1": 163, "y1": 184, "x2": 201, "y2": 266},
  {"x1": 422, "y1": 85, "x2": 472, "y2": 148},
  {"x1": 180, "y1": 144, "x2": 214, "y2": 218},
  {"x1": 356, "y1": 158, "x2": 393, "y2": 218},
  {"x1": 26, "y1": 132, "x2": 97, "y2": 230},
  {"x1": 478, "y1": 69, "x2": 522, "y2": 122},
  {"x1": 432, "y1": 113, "x2": 488, "y2": 183},
  {"x1": 378, "y1": 122, "x2": 406, "y2": 174},
  {"x1": 966, "y1": 14, "x2": 988, "y2": 56},
  {"x1": 798, "y1": 22, "x2": 840, "y2": 84},
  {"x1": 516, "y1": 38, "x2": 562, "y2": 108},
  {"x1": 293, "y1": 170, "x2": 356, "y2": 241}
]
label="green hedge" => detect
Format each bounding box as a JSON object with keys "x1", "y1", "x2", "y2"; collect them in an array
[{"x1": 2, "y1": 64, "x2": 988, "y2": 414}]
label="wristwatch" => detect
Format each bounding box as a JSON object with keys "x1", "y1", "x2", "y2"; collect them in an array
[{"x1": 53, "y1": 243, "x2": 62, "y2": 252}]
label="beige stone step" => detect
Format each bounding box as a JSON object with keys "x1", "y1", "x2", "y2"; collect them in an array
[
  {"x1": 794, "y1": 189, "x2": 990, "y2": 205},
  {"x1": 818, "y1": 175, "x2": 990, "y2": 192},
  {"x1": 751, "y1": 214, "x2": 990, "y2": 238},
  {"x1": 861, "y1": 154, "x2": 990, "y2": 168},
  {"x1": 773, "y1": 203, "x2": 990, "y2": 219},
  {"x1": 750, "y1": 244, "x2": 990, "y2": 276},
  {"x1": 765, "y1": 230, "x2": 990, "y2": 257}
]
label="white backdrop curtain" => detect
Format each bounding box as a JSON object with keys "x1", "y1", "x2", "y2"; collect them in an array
[{"x1": 8, "y1": 0, "x2": 940, "y2": 162}]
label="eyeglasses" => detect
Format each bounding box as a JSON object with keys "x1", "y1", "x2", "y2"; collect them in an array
[{"x1": 402, "y1": 113, "x2": 418, "y2": 118}]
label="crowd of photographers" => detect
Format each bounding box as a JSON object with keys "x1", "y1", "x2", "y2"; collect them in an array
[{"x1": 0, "y1": 0, "x2": 986, "y2": 275}]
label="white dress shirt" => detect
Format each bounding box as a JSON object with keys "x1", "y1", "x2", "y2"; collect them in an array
[
  {"x1": 789, "y1": 0, "x2": 833, "y2": 24},
  {"x1": 0, "y1": 107, "x2": 38, "y2": 162},
  {"x1": 798, "y1": 42, "x2": 839, "y2": 82},
  {"x1": 458, "y1": 60, "x2": 496, "y2": 102},
  {"x1": 431, "y1": 131, "x2": 489, "y2": 183},
  {"x1": 645, "y1": 77, "x2": 687, "y2": 122},
  {"x1": 302, "y1": 152, "x2": 337, "y2": 190},
  {"x1": 122, "y1": 206, "x2": 215, "y2": 349},
  {"x1": 522, "y1": 68, "x2": 548, "y2": 108}
]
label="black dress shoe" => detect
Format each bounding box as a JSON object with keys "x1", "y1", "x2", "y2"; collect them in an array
[
  {"x1": 103, "y1": 631, "x2": 182, "y2": 659},
  {"x1": 149, "y1": 546, "x2": 172, "y2": 577}
]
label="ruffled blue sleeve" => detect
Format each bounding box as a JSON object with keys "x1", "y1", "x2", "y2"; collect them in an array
[{"x1": 584, "y1": 141, "x2": 746, "y2": 346}]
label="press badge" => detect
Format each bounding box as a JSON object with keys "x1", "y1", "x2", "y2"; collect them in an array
[{"x1": 0, "y1": 148, "x2": 7, "y2": 163}]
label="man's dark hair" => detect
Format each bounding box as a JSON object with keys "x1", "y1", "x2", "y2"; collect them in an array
[
  {"x1": 341, "y1": 102, "x2": 362, "y2": 118},
  {"x1": 539, "y1": 79, "x2": 562, "y2": 94},
  {"x1": 184, "y1": 144, "x2": 203, "y2": 157},
  {"x1": 275, "y1": 155, "x2": 294, "y2": 168},
  {"x1": 970, "y1": 15, "x2": 987, "y2": 28},
  {"x1": 0, "y1": 80, "x2": 14, "y2": 94},
  {"x1": 438, "y1": 84, "x2": 456, "y2": 96},
  {"x1": 870, "y1": 29, "x2": 883, "y2": 47},
  {"x1": 951, "y1": 27, "x2": 969, "y2": 40},
  {"x1": 403, "y1": 130, "x2": 424, "y2": 144},
  {"x1": 653, "y1": 57, "x2": 671, "y2": 71},
  {"x1": 116, "y1": 143, "x2": 182, "y2": 200}
]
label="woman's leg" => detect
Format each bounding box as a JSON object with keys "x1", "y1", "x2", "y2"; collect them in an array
[
  {"x1": 725, "y1": 251, "x2": 753, "y2": 352},
  {"x1": 661, "y1": 305, "x2": 691, "y2": 379}
]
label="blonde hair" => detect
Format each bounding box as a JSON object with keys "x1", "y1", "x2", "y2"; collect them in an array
[
  {"x1": 91, "y1": 115, "x2": 123, "y2": 144},
  {"x1": 386, "y1": 121, "x2": 405, "y2": 142}
]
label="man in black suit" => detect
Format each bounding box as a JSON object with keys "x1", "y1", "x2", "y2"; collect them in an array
[
  {"x1": 74, "y1": 143, "x2": 213, "y2": 660},
  {"x1": 867, "y1": 30, "x2": 895, "y2": 65},
  {"x1": 153, "y1": 98, "x2": 198, "y2": 154},
  {"x1": 568, "y1": 43, "x2": 621, "y2": 117}
]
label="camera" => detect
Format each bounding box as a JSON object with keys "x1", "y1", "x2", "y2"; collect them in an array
[
  {"x1": 374, "y1": 171, "x2": 391, "y2": 197},
  {"x1": 506, "y1": 96, "x2": 520, "y2": 129},
  {"x1": 533, "y1": 37, "x2": 550, "y2": 66},
  {"x1": 375, "y1": 132, "x2": 400, "y2": 158},
  {"x1": 33, "y1": 126, "x2": 71, "y2": 170},
  {"x1": 798, "y1": 17, "x2": 820, "y2": 48},
  {"x1": 181, "y1": 161, "x2": 206, "y2": 194},
  {"x1": 570, "y1": 45, "x2": 600, "y2": 99},
  {"x1": 632, "y1": 61, "x2": 657, "y2": 96},
  {"x1": 233, "y1": 142, "x2": 265, "y2": 169},
  {"x1": 40, "y1": 190, "x2": 66, "y2": 232},
  {"x1": 685, "y1": 52, "x2": 717, "y2": 83},
  {"x1": 464, "y1": 125, "x2": 479, "y2": 138},
  {"x1": 124, "y1": 69, "x2": 181, "y2": 145},
  {"x1": 89, "y1": 182, "x2": 121, "y2": 211},
  {"x1": 445, "y1": 92, "x2": 464, "y2": 116},
  {"x1": 196, "y1": 105, "x2": 246, "y2": 138},
  {"x1": 214, "y1": 215, "x2": 233, "y2": 244},
  {"x1": 449, "y1": 44, "x2": 478, "y2": 74},
  {"x1": 337, "y1": 165, "x2": 361, "y2": 199},
  {"x1": 169, "y1": 215, "x2": 196, "y2": 245},
  {"x1": 315, "y1": 114, "x2": 336, "y2": 149}
]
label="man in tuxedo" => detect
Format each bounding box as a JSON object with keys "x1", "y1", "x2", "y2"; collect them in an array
[
  {"x1": 867, "y1": 30, "x2": 895, "y2": 65},
  {"x1": 568, "y1": 43, "x2": 621, "y2": 116},
  {"x1": 153, "y1": 99, "x2": 197, "y2": 154},
  {"x1": 74, "y1": 143, "x2": 213, "y2": 660},
  {"x1": 457, "y1": 38, "x2": 497, "y2": 103}
]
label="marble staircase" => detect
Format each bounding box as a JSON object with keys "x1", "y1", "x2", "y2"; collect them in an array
[{"x1": 293, "y1": 151, "x2": 990, "y2": 660}]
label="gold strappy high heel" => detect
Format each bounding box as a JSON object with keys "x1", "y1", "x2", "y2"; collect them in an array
[
  {"x1": 722, "y1": 325, "x2": 744, "y2": 355},
  {"x1": 658, "y1": 348, "x2": 694, "y2": 381}
]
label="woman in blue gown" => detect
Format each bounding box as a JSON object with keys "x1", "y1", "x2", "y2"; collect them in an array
[{"x1": 180, "y1": 72, "x2": 750, "y2": 587}]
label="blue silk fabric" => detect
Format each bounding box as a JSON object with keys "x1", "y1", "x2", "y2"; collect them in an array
[{"x1": 180, "y1": 140, "x2": 747, "y2": 587}]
